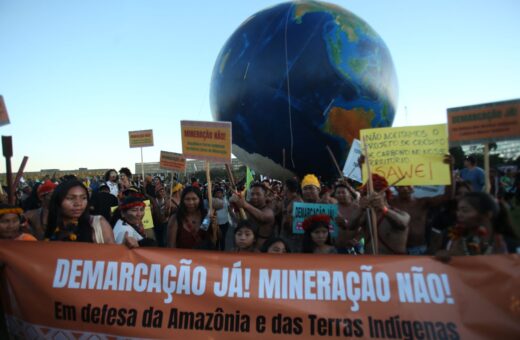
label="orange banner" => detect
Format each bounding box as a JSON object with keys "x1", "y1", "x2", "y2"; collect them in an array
[
  {"x1": 447, "y1": 99, "x2": 520, "y2": 145},
  {"x1": 0, "y1": 241, "x2": 519, "y2": 339}
]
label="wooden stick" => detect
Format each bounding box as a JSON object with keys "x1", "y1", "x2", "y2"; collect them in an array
[
  {"x1": 326, "y1": 145, "x2": 344, "y2": 178},
  {"x1": 225, "y1": 164, "x2": 247, "y2": 220},
  {"x1": 12, "y1": 156, "x2": 28, "y2": 199},
  {"x1": 362, "y1": 137, "x2": 378, "y2": 255},
  {"x1": 378, "y1": 175, "x2": 406, "y2": 194},
  {"x1": 484, "y1": 144, "x2": 490, "y2": 194},
  {"x1": 206, "y1": 161, "x2": 218, "y2": 244}
]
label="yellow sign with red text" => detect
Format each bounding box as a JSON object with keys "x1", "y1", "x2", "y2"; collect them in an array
[
  {"x1": 181, "y1": 121, "x2": 231, "y2": 163},
  {"x1": 159, "y1": 151, "x2": 186, "y2": 172},
  {"x1": 129, "y1": 129, "x2": 154, "y2": 148},
  {"x1": 361, "y1": 124, "x2": 450, "y2": 186}
]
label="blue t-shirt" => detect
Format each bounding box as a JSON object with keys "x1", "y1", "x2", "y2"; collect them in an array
[{"x1": 460, "y1": 167, "x2": 485, "y2": 192}]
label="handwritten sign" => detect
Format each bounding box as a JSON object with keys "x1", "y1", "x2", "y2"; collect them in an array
[
  {"x1": 361, "y1": 124, "x2": 450, "y2": 186},
  {"x1": 292, "y1": 202, "x2": 338, "y2": 236},
  {"x1": 160, "y1": 151, "x2": 186, "y2": 172},
  {"x1": 448, "y1": 99, "x2": 520, "y2": 145},
  {"x1": 343, "y1": 139, "x2": 362, "y2": 183},
  {"x1": 0, "y1": 95, "x2": 10, "y2": 126},
  {"x1": 181, "y1": 120, "x2": 231, "y2": 163},
  {"x1": 129, "y1": 129, "x2": 154, "y2": 148}
]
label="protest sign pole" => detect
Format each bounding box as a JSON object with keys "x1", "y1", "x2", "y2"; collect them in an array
[
  {"x1": 225, "y1": 163, "x2": 247, "y2": 220},
  {"x1": 12, "y1": 156, "x2": 28, "y2": 199},
  {"x1": 326, "y1": 145, "x2": 357, "y2": 197},
  {"x1": 140, "y1": 147, "x2": 145, "y2": 184},
  {"x1": 483, "y1": 144, "x2": 490, "y2": 193},
  {"x1": 2, "y1": 136, "x2": 13, "y2": 205},
  {"x1": 362, "y1": 137, "x2": 378, "y2": 255},
  {"x1": 206, "y1": 161, "x2": 218, "y2": 244}
]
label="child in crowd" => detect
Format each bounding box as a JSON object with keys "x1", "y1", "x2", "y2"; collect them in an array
[
  {"x1": 233, "y1": 220, "x2": 258, "y2": 253},
  {"x1": 0, "y1": 204, "x2": 36, "y2": 241},
  {"x1": 302, "y1": 214, "x2": 337, "y2": 254}
]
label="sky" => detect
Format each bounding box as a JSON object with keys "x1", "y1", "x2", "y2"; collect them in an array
[{"x1": 0, "y1": 0, "x2": 519, "y2": 172}]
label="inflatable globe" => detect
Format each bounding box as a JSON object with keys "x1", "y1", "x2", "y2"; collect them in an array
[{"x1": 210, "y1": 0, "x2": 398, "y2": 180}]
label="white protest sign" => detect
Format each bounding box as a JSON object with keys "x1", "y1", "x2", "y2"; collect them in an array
[{"x1": 342, "y1": 139, "x2": 362, "y2": 183}]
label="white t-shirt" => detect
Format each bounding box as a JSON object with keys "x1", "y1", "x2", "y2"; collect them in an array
[
  {"x1": 216, "y1": 198, "x2": 230, "y2": 225},
  {"x1": 113, "y1": 219, "x2": 143, "y2": 244},
  {"x1": 107, "y1": 181, "x2": 119, "y2": 197}
]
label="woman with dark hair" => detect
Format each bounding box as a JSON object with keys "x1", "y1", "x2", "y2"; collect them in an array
[
  {"x1": 45, "y1": 180, "x2": 119, "y2": 244},
  {"x1": 301, "y1": 214, "x2": 337, "y2": 254},
  {"x1": 440, "y1": 192, "x2": 508, "y2": 256},
  {"x1": 260, "y1": 236, "x2": 291, "y2": 253},
  {"x1": 166, "y1": 186, "x2": 216, "y2": 249},
  {"x1": 103, "y1": 169, "x2": 119, "y2": 197}
]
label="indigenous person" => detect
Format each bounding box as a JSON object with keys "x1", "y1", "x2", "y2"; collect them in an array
[
  {"x1": 280, "y1": 178, "x2": 303, "y2": 251},
  {"x1": 103, "y1": 169, "x2": 119, "y2": 197},
  {"x1": 459, "y1": 155, "x2": 485, "y2": 192},
  {"x1": 0, "y1": 204, "x2": 36, "y2": 241},
  {"x1": 119, "y1": 167, "x2": 133, "y2": 194},
  {"x1": 232, "y1": 220, "x2": 258, "y2": 253},
  {"x1": 230, "y1": 182, "x2": 275, "y2": 249},
  {"x1": 151, "y1": 181, "x2": 170, "y2": 247},
  {"x1": 301, "y1": 214, "x2": 337, "y2": 254},
  {"x1": 350, "y1": 174, "x2": 410, "y2": 255},
  {"x1": 24, "y1": 180, "x2": 57, "y2": 240},
  {"x1": 260, "y1": 236, "x2": 291, "y2": 253},
  {"x1": 440, "y1": 192, "x2": 508, "y2": 256},
  {"x1": 89, "y1": 183, "x2": 118, "y2": 223},
  {"x1": 334, "y1": 181, "x2": 362, "y2": 254},
  {"x1": 169, "y1": 182, "x2": 184, "y2": 216},
  {"x1": 113, "y1": 196, "x2": 155, "y2": 247},
  {"x1": 167, "y1": 186, "x2": 216, "y2": 250},
  {"x1": 213, "y1": 187, "x2": 231, "y2": 251},
  {"x1": 45, "y1": 180, "x2": 121, "y2": 245}
]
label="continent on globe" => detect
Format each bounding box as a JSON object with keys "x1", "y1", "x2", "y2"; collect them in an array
[{"x1": 210, "y1": 0, "x2": 398, "y2": 180}]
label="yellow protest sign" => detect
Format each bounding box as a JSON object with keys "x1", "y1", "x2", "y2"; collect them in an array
[
  {"x1": 128, "y1": 129, "x2": 154, "y2": 148},
  {"x1": 181, "y1": 120, "x2": 232, "y2": 163},
  {"x1": 160, "y1": 151, "x2": 186, "y2": 172},
  {"x1": 360, "y1": 124, "x2": 450, "y2": 186},
  {"x1": 110, "y1": 200, "x2": 154, "y2": 230}
]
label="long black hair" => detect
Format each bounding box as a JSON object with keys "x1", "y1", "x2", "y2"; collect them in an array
[
  {"x1": 176, "y1": 186, "x2": 207, "y2": 228},
  {"x1": 302, "y1": 219, "x2": 332, "y2": 253},
  {"x1": 104, "y1": 169, "x2": 118, "y2": 182},
  {"x1": 45, "y1": 180, "x2": 92, "y2": 242}
]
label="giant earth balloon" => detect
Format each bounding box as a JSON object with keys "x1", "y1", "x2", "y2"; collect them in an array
[{"x1": 210, "y1": 0, "x2": 398, "y2": 180}]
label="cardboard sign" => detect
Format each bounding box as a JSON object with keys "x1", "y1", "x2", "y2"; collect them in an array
[
  {"x1": 160, "y1": 151, "x2": 186, "y2": 172},
  {"x1": 342, "y1": 138, "x2": 362, "y2": 183},
  {"x1": 0, "y1": 95, "x2": 10, "y2": 126},
  {"x1": 129, "y1": 129, "x2": 154, "y2": 148},
  {"x1": 1, "y1": 241, "x2": 519, "y2": 339},
  {"x1": 292, "y1": 202, "x2": 338, "y2": 236},
  {"x1": 448, "y1": 99, "x2": 520, "y2": 145},
  {"x1": 361, "y1": 124, "x2": 450, "y2": 186},
  {"x1": 181, "y1": 120, "x2": 231, "y2": 163}
]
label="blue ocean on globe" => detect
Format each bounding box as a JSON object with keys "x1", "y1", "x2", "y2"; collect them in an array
[{"x1": 210, "y1": 0, "x2": 398, "y2": 180}]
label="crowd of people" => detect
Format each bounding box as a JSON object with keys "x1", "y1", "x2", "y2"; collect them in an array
[{"x1": 1, "y1": 157, "x2": 519, "y2": 259}]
